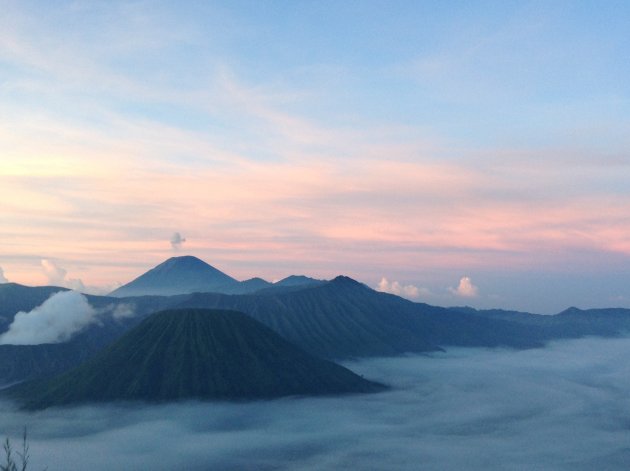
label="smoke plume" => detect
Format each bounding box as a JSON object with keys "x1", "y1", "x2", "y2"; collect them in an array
[
  {"x1": 0, "y1": 291, "x2": 98, "y2": 345},
  {"x1": 170, "y1": 232, "x2": 186, "y2": 250},
  {"x1": 41, "y1": 259, "x2": 85, "y2": 291}
]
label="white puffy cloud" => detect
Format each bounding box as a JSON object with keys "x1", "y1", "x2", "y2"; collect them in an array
[
  {"x1": 40, "y1": 260, "x2": 123, "y2": 296},
  {"x1": 376, "y1": 277, "x2": 427, "y2": 299},
  {"x1": 449, "y1": 276, "x2": 479, "y2": 297},
  {"x1": 170, "y1": 232, "x2": 186, "y2": 250},
  {"x1": 0, "y1": 290, "x2": 98, "y2": 345},
  {"x1": 41, "y1": 259, "x2": 85, "y2": 291},
  {"x1": 0, "y1": 266, "x2": 8, "y2": 284}
]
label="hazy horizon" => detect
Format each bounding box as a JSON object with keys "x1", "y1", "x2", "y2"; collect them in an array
[{"x1": 3, "y1": 253, "x2": 629, "y2": 315}]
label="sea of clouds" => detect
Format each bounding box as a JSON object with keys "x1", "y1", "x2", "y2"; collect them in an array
[{"x1": 2, "y1": 336, "x2": 630, "y2": 470}]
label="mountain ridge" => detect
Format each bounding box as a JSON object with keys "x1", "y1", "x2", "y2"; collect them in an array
[
  {"x1": 109, "y1": 256, "x2": 239, "y2": 297},
  {"x1": 6, "y1": 308, "x2": 385, "y2": 409},
  {"x1": 4, "y1": 266, "x2": 630, "y2": 387},
  {"x1": 108, "y1": 256, "x2": 324, "y2": 297}
]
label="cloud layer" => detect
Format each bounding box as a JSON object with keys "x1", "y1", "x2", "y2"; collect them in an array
[
  {"x1": 2, "y1": 337, "x2": 630, "y2": 470},
  {"x1": 0, "y1": 291, "x2": 98, "y2": 345}
]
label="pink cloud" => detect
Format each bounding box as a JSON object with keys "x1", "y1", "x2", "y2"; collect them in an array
[
  {"x1": 3, "y1": 52, "x2": 630, "y2": 291},
  {"x1": 450, "y1": 277, "x2": 479, "y2": 298},
  {"x1": 376, "y1": 277, "x2": 430, "y2": 300}
]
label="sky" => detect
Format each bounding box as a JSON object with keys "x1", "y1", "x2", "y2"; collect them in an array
[
  {"x1": 1, "y1": 0, "x2": 630, "y2": 313},
  {"x1": 3, "y1": 337, "x2": 630, "y2": 470}
]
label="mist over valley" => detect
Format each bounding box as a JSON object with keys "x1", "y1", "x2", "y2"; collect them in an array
[{"x1": 3, "y1": 337, "x2": 630, "y2": 470}]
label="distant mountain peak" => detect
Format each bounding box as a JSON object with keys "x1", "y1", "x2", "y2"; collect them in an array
[
  {"x1": 275, "y1": 275, "x2": 325, "y2": 288},
  {"x1": 330, "y1": 275, "x2": 364, "y2": 287},
  {"x1": 244, "y1": 277, "x2": 268, "y2": 283},
  {"x1": 151, "y1": 255, "x2": 220, "y2": 271},
  {"x1": 109, "y1": 256, "x2": 238, "y2": 297},
  {"x1": 161, "y1": 255, "x2": 206, "y2": 264},
  {"x1": 559, "y1": 306, "x2": 583, "y2": 315},
  {"x1": 277, "y1": 275, "x2": 311, "y2": 282}
]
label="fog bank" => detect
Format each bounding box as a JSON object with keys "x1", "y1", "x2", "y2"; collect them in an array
[{"x1": 3, "y1": 336, "x2": 630, "y2": 470}]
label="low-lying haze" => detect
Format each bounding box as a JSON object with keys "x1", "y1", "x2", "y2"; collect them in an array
[{"x1": 3, "y1": 336, "x2": 630, "y2": 470}]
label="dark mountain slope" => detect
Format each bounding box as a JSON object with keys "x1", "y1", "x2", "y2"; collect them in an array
[
  {"x1": 7, "y1": 309, "x2": 384, "y2": 409},
  {"x1": 7, "y1": 277, "x2": 630, "y2": 387},
  {"x1": 219, "y1": 277, "x2": 272, "y2": 294},
  {"x1": 176, "y1": 276, "x2": 547, "y2": 359},
  {"x1": 451, "y1": 306, "x2": 630, "y2": 339},
  {"x1": 177, "y1": 278, "x2": 437, "y2": 358},
  {"x1": 0, "y1": 339, "x2": 103, "y2": 387},
  {"x1": 0, "y1": 289, "x2": 185, "y2": 385}
]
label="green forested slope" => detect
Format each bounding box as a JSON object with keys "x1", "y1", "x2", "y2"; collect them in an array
[{"x1": 9, "y1": 309, "x2": 384, "y2": 409}]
